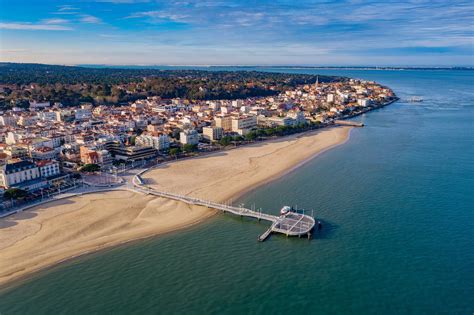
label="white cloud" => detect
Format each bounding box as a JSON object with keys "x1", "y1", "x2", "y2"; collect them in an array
[
  {"x1": 80, "y1": 15, "x2": 103, "y2": 24},
  {"x1": 0, "y1": 22, "x2": 73, "y2": 31},
  {"x1": 54, "y1": 5, "x2": 79, "y2": 14},
  {"x1": 95, "y1": 0, "x2": 150, "y2": 3},
  {"x1": 41, "y1": 18, "x2": 70, "y2": 25},
  {"x1": 126, "y1": 11, "x2": 189, "y2": 22},
  {"x1": 58, "y1": 5, "x2": 79, "y2": 11},
  {"x1": 1, "y1": 48, "x2": 29, "y2": 53},
  {"x1": 99, "y1": 34, "x2": 122, "y2": 38}
]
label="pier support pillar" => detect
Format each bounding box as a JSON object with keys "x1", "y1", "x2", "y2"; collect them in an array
[{"x1": 307, "y1": 233, "x2": 311, "y2": 240}]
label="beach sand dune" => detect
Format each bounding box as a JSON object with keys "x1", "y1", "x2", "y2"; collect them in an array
[{"x1": 0, "y1": 126, "x2": 350, "y2": 287}]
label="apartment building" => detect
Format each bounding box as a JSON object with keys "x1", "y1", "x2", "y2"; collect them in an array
[
  {"x1": 202, "y1": 126, "x2": 223, "y2": 142},
  {"x1": 136, "y1": 134, "x2": 170, "y2": 151},
  {"x1": 231, "y1": 115, "x2": 257, "y2": 135},
  {"x1": 0, "y1": 160, "x2": 41, "y2": 189},
  {"x1": 180, "y1": 129, "x2": 199, "y2": 145},
  {"x1": 214, "y1": 116, "x2": 232, "y2": 131},
  {"x1": 36, "y1": 160, "x2": 61, "y2": 178}
]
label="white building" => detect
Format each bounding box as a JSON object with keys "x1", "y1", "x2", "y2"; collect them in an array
[
  {"x1": 136, "y1": 134, "x2": 170, "y2": 151},
  {"x1": 327, "y1": 94, "x2": 335, "y2": 103},
  {"x1": 208, "y1": 101, "x2": 220, "y2": 111},
  {"x1": 152, "y1": 104, "x2": 178, "y2": 113},
  {"x1": 0, "y1": 115, "x2": 17, "y2": 127},
  {"x1": 29, "y1": 101, "x2": 50, "y2": 109},
  {"x1": 202, "y1": 127, "x2": 223, "y2": 141},
  {"x1": 357, "y1": 99, "x2": 371, "y2": 107},
  {"x1": 98, "y1": 150, "x2": 113, "y2": 168},
  {"x1": 31, "y1": 146, "x2": 58, "y2": 160},
  {"x1": 180, "y1": 129, "x2": 199, "y2": 145},
  {"x1": 75, "y1": 108, "x2": 92, "y2": 121},
  {"x1": 0, "y1": 160, "x2": 41, "y2": 188},
  {"x1": 38, "y1": 111, "x2": 59, "y2": 122},
  {"x1": 231, "y1": 115, "x2": 257, "y2": 135},
  {"x1": 5, "y1": 132, "x2": 22, "y2": 145},
  {"x1": 264, "y1": 116, "x2": 294, "y2": 127},
  {"x1": 286, "y1": 111, "x2": 307, "y2": 125},
  {"x1": 36, "y1": 160, "x2": 61, "y2": 178},
  {"x1": 232, "y1": 100, "x2": 243, "y2": 107},
  {"x1": 215, "y1": 116, "x2": 232, "y2": 131}
]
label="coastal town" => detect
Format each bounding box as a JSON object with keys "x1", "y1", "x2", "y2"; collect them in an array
[
  {"x1": 0, "y1": 0, "x2": 470, "y2": 311},
  {"x1": 0, "y1": 77, "x2": 396, "y2": 210}
]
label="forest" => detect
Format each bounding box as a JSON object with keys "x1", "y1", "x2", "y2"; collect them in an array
[{"x1": 0, "y1": 63, "x2": 343, "y2": 108}]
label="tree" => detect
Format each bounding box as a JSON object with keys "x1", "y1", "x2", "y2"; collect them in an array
[
  {"x1": 219, "y1": 136, "x2": 232, "y2": 146},
  {"x1": 256, "y1": 129, "x2": 266, "y2": 137},
  {"x1": 264, "y1": 128, "x2": 275, "y2": 137},
  {"x1": 245, "y1": 131, "x2": 257, "y2": 141},
  {"x1": 297, "y1": 122, "x2": 306, "y2": 130},
  {"x1": 183, "y1": 144, "x2": 198, "y2": 153},
  {"x1": 169, "y1": 147, "x2": 181, "y2": 157},
  {"x1": 80, "y1": 163, "x2": 101, "y2": 172},
  {"x1": 232, "y1": 135, "x2": 244, "y2": 142},
  {"x1": 129, "y1": 136, "x2": 136, "y2": 146},
  {"x1": 4, "y1": 188, "x2": 28, "y2": 200},
  {"x1": 0, "y1": 63, "x2": 340, "y2": 106}
]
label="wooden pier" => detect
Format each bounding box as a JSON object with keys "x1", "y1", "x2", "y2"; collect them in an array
[
  {"x1": 133, "y1": 175, "x2": 315, "y2": 241},
  {"x1": 334, "y1": 119, "x2": 364, "y2": 127},
  {"x1": 258, "y1": 225, "x2": 275, "y2": 242}
]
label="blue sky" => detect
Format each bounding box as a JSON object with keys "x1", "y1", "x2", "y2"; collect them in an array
[{"x1": 0, "y1": 0, "x2": 473, "y2": 66}]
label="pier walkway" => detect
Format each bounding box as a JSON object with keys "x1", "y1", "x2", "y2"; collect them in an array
[{"x1": 132, "y1": 175, "x2": 315, "y2": 241}]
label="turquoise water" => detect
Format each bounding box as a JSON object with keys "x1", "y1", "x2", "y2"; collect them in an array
[{"x1": 0, "y1": 69, "x2": 473, "y2": 314}]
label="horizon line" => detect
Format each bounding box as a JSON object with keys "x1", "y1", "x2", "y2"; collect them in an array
[{"x1": 1, "y1": 62, "x2": 473, "y2": 69}]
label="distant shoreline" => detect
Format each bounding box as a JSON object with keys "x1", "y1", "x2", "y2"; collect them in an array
[
  {"x1": 2, "y1": 62, "x2": 471, "y2": 71},
  {"x1": 78, "y1": 65, "x2": 474, "y2": 71}
]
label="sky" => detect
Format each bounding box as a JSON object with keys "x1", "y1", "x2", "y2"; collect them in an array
[{"x1": 0, "y1": 0, "x2": 473, "y2": 66}]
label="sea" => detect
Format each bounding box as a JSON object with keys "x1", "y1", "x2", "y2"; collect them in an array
[{"x1": 0, "y1": 68, "x2": 473, "y2": 314}]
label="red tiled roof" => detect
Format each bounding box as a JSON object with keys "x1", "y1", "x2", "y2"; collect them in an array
[
  {"x1": 35, "y1": 160, "x2": 56, "y2": 167},
  {"x1": 35, "y1": 146, "x2": 54, "y2": 152}
]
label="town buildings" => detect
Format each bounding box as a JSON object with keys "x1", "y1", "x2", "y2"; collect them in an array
[{"x1": 0, "y1": 78, "x2": 395, "y2": 195}]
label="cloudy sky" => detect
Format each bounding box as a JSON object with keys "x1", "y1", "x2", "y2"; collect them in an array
[{"x1": 0, "y1": 0, "x2": 473, "y2": 66}]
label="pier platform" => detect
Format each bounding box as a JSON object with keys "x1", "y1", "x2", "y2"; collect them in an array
[
  {"x1": 334, "y1": 119, "x2": 364, "y2": 127},
  {"x1": 132, "y1": 176, "x2": 315, "y2": 241}
]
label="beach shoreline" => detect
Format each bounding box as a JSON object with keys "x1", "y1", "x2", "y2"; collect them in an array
[
  {"x1": 189, "y1": 126, "x2": 353, "y2": 203},
  {"x1": 0, "y1": 126, "x2": 352, "y2": 288},
  {"x1": 0, "y1": 197, "x2": 217, "y2": 292}
]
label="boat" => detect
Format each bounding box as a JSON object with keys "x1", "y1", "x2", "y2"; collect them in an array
[
  {"x1": 407, "y1": 96, "x2": 423, "y2": 102},
  {"x1": 280, "y1": 206, "x2": 292, "y2": 216}
]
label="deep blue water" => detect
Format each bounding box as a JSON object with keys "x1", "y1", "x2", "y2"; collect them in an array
[{"x1": 0, "y1": 69, "x2": 473, "y2": 314}]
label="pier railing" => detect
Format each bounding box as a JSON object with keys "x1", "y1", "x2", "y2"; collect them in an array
[{"x1": 132, "y1": 175, "x2": 315, "y2": 241}]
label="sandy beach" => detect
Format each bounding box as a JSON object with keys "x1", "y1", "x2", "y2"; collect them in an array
[
  {"x1": 144, "y1": 126, "x2": 352, "y2": 202},
  {"x1": 0, "y1": 126, "x2": 351, "y2": 287}
]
